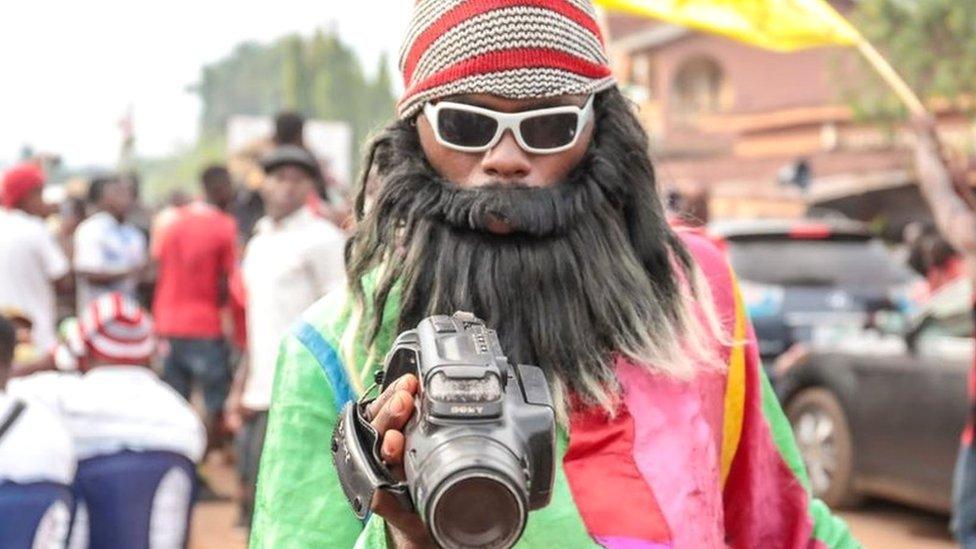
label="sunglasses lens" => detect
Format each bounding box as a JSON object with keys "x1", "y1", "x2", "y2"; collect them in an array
[
  {"x1": 519, "y1": 113, "x2": 579, "y2": 151},
  {"x1": 437, "y1": 108, "x2": 498, "y2": 148}
]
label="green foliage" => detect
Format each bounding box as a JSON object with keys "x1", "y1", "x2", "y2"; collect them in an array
[
  {"x1": 138, "y1": 134, "x2": 226, "y2": 204},
  {"x1": 142, "y1": 28, "x2": 396, "y2": 200},
  {"x1": 195, "y1": 28, "x2": 396, "y2": 159},
  {"x1": 847, "y1": 0, "x2": 976, "y2": 121}
]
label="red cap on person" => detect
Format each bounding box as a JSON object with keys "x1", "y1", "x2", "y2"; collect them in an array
[
  {"x1": 1, "y1": 163, "x2": 45, "y2": 209},
  {"x1": 65, "y1": 293, "x2": 155, "y2": 366}
]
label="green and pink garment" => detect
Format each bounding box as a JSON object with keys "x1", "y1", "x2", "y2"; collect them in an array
[{"x1": 250, "y1": 232, "x2": 859, "y2": 548}]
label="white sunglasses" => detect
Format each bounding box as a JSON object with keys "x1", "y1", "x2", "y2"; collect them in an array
[{"x1": 423, "y1": 95, "x2": 595, "y2": 155}]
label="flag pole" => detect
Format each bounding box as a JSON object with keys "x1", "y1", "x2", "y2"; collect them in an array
[
  {"x1": 853, "y1": 38, "x2": 926, "y2": 117},
  {"x1": 851, "y1": 32, "x2": 976, "y2": 209}
]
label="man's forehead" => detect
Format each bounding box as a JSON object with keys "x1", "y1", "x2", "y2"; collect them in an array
[{"x1": 440, "y1": 93, "x2": 590, "y2": 112}]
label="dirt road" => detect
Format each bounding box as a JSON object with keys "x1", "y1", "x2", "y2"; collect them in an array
[{"x1": 189, "y1": 458, "x2": 955, "y2": 549}]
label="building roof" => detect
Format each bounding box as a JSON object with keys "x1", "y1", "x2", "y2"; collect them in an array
[{"x1": 611, "y1": 24, "x2": 690, "y2": 53}]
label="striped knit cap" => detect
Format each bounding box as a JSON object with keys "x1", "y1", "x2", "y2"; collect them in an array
[
  {"x1": 66, "y1": 293, "x2": 155, "y2": 365},
  {"x1": 397, "y1": 0, "x2": 616, "y2": 119}
]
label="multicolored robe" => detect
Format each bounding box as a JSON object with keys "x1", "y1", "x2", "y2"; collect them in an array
[{"x1": 250, "y1": 232, "x2": 859, "y2": 548}]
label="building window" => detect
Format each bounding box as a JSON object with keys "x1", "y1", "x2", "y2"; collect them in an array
[
  {"x1": 672, "y1": 56, "x2": 729, "y2": 118},
  {"x1": 630, "y1": 54, "x2": 656, "y2": 94},
  {"x1": 623, "y1": 53, "x2": 656, "y2": 105}
]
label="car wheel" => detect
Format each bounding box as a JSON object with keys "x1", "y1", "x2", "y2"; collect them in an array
[{"x1": 786, "y1": 387, "x2": 859, "y2": 508}]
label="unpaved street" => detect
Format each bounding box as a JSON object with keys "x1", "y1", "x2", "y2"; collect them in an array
[{"x1": 189, "y1": 457, "x2": 956, "y2": 549}]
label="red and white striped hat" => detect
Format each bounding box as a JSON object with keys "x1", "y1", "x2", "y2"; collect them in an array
[
  {"x1": 66, "y1": 293, "x2": 155, "y2": 365},
  {"x1": 397, "y1": 0, "x2": 616, "y2": 119}
]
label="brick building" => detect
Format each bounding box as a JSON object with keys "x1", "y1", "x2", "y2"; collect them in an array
[{"x1": 603, "y1": 6, "x2": 973, "y2": 230}]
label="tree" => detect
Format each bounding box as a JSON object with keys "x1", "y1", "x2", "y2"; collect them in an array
[
  {"x1": 282, "y1": 35, "x2": 311, "y2": 112},
  {"x1": 193, "y1": 28, "x2": 395, "y2": 140},
  {"x1": 365, "y1": 52, "x2": 397, "y2": 134},
  {"x1": 847, "y1": 0, "x2": 976, "y2": 121},
  {"x1": 142, "y1": 28, "x2": 396, "y2": 201}
]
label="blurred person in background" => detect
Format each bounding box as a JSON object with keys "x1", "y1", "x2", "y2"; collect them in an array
[
  {"x1": 225, "y1": 144, "x2": 346, "y2": 529},
  {"x1": 10, "y1": 293, "x2": 205, "y2": 548},
  {"x1": 905, "y1": 221, "x2": 964, "y2": 297},
  {"x1": 55, "y1": 177, "x2": 92, "y2": 259},
  {"x1": 669, "y1": 181, "x2": 711, "y2": 229},
  {"x1": 273, "y1": 110, "x2": 306, "y2": 149},
  {"x1": 153, "y1": 164, "x2": 238, "y2": 459},
  {"x1": 149, "y1": 189, "x2": 191, "y2": 258},
  {"x1": 231, "y1": 111, "x2": 351, "y2": 242},
  {"x1": 0, "y1": 163, "x2": 71, "y2": 352},
  {"x1": 273, "y1": 110, "x2": 353, "y2": 230},
  {"x1": 0, "y1": 313, "x2": 76, "y2": 549},
  {"x1": 200, "y1": 165, "x2": 237, "y2": 212},
  {"x1": 667, "y1": 182, "x2": 724, "y2": 251},
  {"x1": 1, "y1": 307, "x2": 39, "y2": 365},
  {"x1": 226, "y1": 111, "x2": 311, "y2": 245},
  {"x1": 914, "y1": 117, "x2": 976, "y2": 547},
  {"x1": 54, "y1": 180, "x2": 92, "y2": 322},
  {"x1": 73, "y1": 174, "x2": 147, "y2": 313},
  {"x1": 11, "y1": 293, "x2": 206, "y2": 461},
  {"x1": 57, "y1": 194, "x2": 89, "y2": 259}
]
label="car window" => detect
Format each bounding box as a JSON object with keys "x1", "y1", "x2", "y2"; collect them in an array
[
  {"x1": 916, "y1": 309, "x2": 975, "y2": 362},
  {"x1": 919, "y1": 311, "x2": 974, "y2": 340},
  {"x1": 727, "y1": 239, "x2": 914, "y2": 287}
]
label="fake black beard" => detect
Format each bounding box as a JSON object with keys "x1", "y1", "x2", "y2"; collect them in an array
[{"x1": 349, "y1": 89, "x2": 694, "y2": 406}]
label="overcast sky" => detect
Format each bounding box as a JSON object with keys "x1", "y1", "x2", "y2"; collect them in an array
[{"x1": 0, "y1": 1, "x2": 412, "y2": 168}]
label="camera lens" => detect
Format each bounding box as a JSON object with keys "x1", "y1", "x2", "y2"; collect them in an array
[{"x1": 429, "y1": 472, "x2": 525, "y2": 549}]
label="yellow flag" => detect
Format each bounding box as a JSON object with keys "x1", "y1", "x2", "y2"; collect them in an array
[{"x1": 595, "y1": 0, "x2": 861, "y2": 51}]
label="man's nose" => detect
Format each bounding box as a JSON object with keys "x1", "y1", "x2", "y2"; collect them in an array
[{"x1": 480, "y1": 130, "x2": 531, "y2": 183}]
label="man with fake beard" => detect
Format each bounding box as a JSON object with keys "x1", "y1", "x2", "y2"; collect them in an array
[{"x1": 251, "y1": 1, "x2": 857, "y2": 547}]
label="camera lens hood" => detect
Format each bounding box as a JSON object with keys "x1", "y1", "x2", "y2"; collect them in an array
[{"x1": 412, "y1": 437, "x2": 528, "y2": 549}]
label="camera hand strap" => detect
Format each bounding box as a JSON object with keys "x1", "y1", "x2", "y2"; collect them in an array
[{"x1": 331, "y1": 398, "x2": 413, "y2": 520}]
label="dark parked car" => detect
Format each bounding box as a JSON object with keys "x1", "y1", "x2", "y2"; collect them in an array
[
  {"x1": 776, "y1": 279, "x2": 972, "y2": 511},
  {"x1": 710, "y1": 219, "x2": 918, "y2": 366}
]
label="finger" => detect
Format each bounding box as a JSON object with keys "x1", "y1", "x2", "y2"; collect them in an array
[
  {"x1": 371, "y1": 491, "x2": 417, "y2": 526},
  {"x1": 381, "y1": 429, "x2": 406, "y2": 466},
  {"x1": 366, "y1": 374, "x2": 419, "y2": 420},
  {"x1": 371, "y1": 490, "x2": 400, "y2": 516},
  {"x1": 369, "y1": 390, "x2": 415, "y2": 435},
  {"x1": 397, "y1": 373, "x2": 419, "y2": 395},
  {"x1": 365, "y1": 383, "x2": 398, "y2": 421},
  {"x1": 383, "y1": 435, "x2": 407, "y2": 481},
  {"x1": 370, "y1": 491, "x2": 429, "y2": 541}
]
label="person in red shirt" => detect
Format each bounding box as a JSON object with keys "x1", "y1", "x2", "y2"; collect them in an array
[{"x1": 152, "y1": 165, "x2": 238, "y2": 449}]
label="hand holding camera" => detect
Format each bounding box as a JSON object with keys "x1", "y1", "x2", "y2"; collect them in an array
[
  {"x1": 363, "y1": 374, "x2": 432, "y2": 547},
  {"x1": 332, "y1": 312, "x2": 556, "y2": 549}
]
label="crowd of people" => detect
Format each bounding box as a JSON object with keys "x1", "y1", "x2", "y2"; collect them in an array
[{"x1": 0, "y1": 112, "x2": 349, "y2": 546}]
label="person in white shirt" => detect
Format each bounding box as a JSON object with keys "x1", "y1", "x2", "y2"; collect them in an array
[
  {"x1": 10, "y1": 294, "x2": 204, "y2": 549},
  {"x1": 227, "y1": 144, "x2": 346, "y2": 527},
  {"x1": 73, "y1": 175, "x2": 147, "y2": 314},
  {"x1": 0, "y1": 164, "x2": 70, "y2": 352},
  {"x1": 20, "y1": 293, "x2": 206, "y2": 463},
  {"x1": 0, "y1": 313, "x2": 76, "y2": 549}
]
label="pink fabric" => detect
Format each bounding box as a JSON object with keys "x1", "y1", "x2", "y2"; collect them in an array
[
  {"x1": 594, "y1": 536, "x2": 672, "y2": 549},
  {"x1": 609, "y1": 231, "x2": 732, "y2": 547},
  {"x1": 659, "y1": 230, "x2": 817, "y2": 547},
  {"x1": 618, "y1": 359, "x2": 727, "y2": 548}
]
